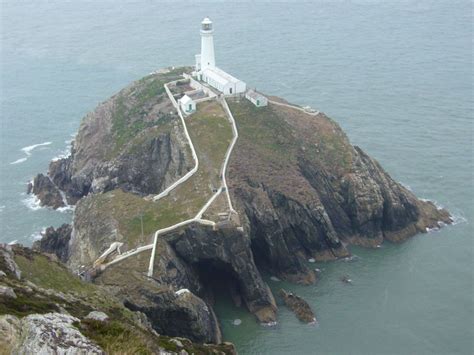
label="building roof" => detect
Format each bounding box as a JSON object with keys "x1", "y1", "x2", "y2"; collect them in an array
[
  {"x1": 202, "y1": 67, "x2": 243, "y2": 86},
  {"x1": 180, "y1": 95, "x2": 193, "y2": 105},
  {"x1": 246, "y1": 90, "x2": 266, "y2": 100}
]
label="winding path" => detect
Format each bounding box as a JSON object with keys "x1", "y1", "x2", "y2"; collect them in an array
[
  {"x1": 267, "y1": 99, "x2": 320, "y2": 116},
  {"x1": 96, "y1": 78, "x2": 240, "y2": 276}
]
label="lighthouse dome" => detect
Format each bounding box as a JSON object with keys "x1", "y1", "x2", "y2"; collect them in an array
[{"x1": 201, "y1": 17, "x2": 213, "y2": 32}]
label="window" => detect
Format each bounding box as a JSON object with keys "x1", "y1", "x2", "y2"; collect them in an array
[
  {"x1": 189, "y1": 104, "x2": 192, "y2": 111},
  {"x1": 229, "y1": 88, "x2": 233, "y2": 94}
]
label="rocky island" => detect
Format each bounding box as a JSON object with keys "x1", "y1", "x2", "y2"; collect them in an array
[
  {"x1": 1, "y1": 17, "x2": 452, "y2": 355},
  {"x1": 11, "y1": 64, "x2": 449, "y2": 349}
]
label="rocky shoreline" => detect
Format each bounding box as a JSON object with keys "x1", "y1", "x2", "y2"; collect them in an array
[{"x1": 23, "y1": 68, "x2": 452, "y2": 347}]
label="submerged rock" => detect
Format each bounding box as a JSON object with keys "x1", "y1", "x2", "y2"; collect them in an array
[{"x1": 279, "y1": 289, "x2": 316, "y2": 324}]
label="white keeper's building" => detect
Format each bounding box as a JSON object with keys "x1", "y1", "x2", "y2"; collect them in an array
[{"x1": 194, "y1": 17, "x2": 246, "y2": 95}]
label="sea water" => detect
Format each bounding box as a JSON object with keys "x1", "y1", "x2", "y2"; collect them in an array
[{"x1": 0, "y1": 1, "x2": 472, "y2": 354}]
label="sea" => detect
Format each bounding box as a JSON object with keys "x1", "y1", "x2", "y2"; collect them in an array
[{"x1": 0, "y1": 1, "x2": 472, "y2": 354}]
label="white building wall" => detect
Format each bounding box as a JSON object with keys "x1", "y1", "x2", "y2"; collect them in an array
[{"x1": 201, "y1": 34, "x2": 215, "y2": 71}]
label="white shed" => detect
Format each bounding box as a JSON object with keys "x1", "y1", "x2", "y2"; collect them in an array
[
  {"x1": 245, "y1": 90, "x2": 268, "y2": 107},
  {"x1": 179, "y1": 95, "x2": 196, "y2": 115}
]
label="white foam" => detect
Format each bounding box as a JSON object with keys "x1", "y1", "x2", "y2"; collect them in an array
[
  {"x1": 399, "y1": 182, "x2": 412, "y2": 191},
  {"x1": 261, "y1": 321, "x2": 278, "y2": 327},
  {"x1": 232, "y1": 319, "x2": 242, "y2": 326},
  {"x1": 10, "y1": 157, "x2": 28, "y2": 165},
  {"x1": 270, "y1": 276, "x2": 281, "y2": 282},
  {"x1": 175, "y1": 288, "x2": 190, "y2": 296},
  {"x1": 451, "y1": 213, "x2": 467, "y2": 226},
  {"x1": 22, "y1": 194, "x2": 42, "y2": 211},
  {"x1": 0, "y1": 205, "x2": 5, "y2": 213},
  {"x1": 57, "y1": 204, "x2": 75, "y2": 213},
  {"x1": 8, "y1": 240, "x2": 18, "y2": 245},
  {"x1": 30, "y1": 227, "x2": 47, "y2": 241},
  {"x1": 21, "y1": 141, "x2": 52, "y2": 156}
]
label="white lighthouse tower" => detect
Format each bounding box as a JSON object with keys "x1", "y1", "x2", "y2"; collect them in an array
[
  {"x1": 195, "y1": 17, "x2": 215, "y2": 72},
  {"x1": 194, "y1": 17, "x2": 246, "y2": 95}
]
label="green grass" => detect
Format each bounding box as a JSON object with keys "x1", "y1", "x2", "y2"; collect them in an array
[
  {"x1": 0, "y1": 287, "x2": 59, "y2": 317},
  {"x1": 87, "y1": 100, "x2": 233, "y2": 250},
  {"x1": 109, "y1": 67, "x2": 191, "y2": 157},
  {"x1": 76, "y1": 319, "x2": 152, "y2": 354},
  {"x1": 229, "y1": 98, "x2": 353, "y2": 175},
  {"x1": 228, "y1": 99, "x2": 297, "y2": 161},
  {"x1": 14, "y1": 253, "x2": 95, "y2": 295}
]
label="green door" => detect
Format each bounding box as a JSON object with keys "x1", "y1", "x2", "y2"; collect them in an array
[
  {"x1": 189, "y1": 104, "x2": 192, "y2": 111},
  {"x1": 257, "y1": 99, "x2": 260, "y2": 106}
]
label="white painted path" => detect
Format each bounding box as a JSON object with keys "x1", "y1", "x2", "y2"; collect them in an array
[
  {"x1": 96, "y1": 79, "x2": 240, "y2": 276},
  {"x1": 267, "y1": 99, "x2": 320, "y2": 116}
]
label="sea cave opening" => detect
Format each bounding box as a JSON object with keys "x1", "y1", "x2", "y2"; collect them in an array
[{"x1": 193, "y1": 259, "x2": 243, "y2": 308}]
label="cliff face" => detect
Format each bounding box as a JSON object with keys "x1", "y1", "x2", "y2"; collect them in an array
[
  {"x1": 226, "y1": 98, "x2": 451, "y2": 283},
  {"x1": 30, "y1": 68, "x2": 451, "y2": 344}
]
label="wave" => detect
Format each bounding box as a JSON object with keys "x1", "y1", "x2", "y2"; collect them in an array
[
  {"x1": 0, "y1": 205, "x2": 5, "y2": 213},
  {"x1": 22, "y1": 194, "x2": 42, "y2": 211},
  {"x1": 21, "y1": 141, "x2": 52, "y2": 156},
  {"x1": 10, "y1": 157, "x2": 28, "y2": 165},
  {"x1": 57, "y1": 204, "x2": 75, "y2": 213},
  {"x1": 30, "y1": 227, "x2": 47, "y2": 241},
  {"x1": 10, "y1": 141, "x2": 53, "y2": 166}
]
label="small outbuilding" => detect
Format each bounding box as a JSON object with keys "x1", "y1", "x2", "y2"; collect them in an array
[
  {"x1": 245, "y1": 90, "x2": 267, "y2": 107},
  {"x1": 179, "y1": 95, "x2": 196, "y2": 115}
]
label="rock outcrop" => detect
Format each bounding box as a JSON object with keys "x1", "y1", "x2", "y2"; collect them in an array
[
  {"x1": 0, "y1": 244, "x2": 237, "y2": 354},
  {"x1": 10, "y1": 313, "x2": 104, "y2": 354},
  {"x1": 29, "y1": 69, "x2": 194, "y2": 207},
  {"x1": 33, "y1": 224, "x2": 72, "y2": 263},
  {"x1": 279, "y1": 289, "x2": 316, "y2": 324}
]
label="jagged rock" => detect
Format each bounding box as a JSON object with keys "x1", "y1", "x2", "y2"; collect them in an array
[
  {"x1": 279, "y1": 289, "x2": 316, "y2": 324},
  {"x1": 29, "y1": 173, "x2": 65, "y2": 209},
  {"x1": 11, "y1": 313, "x2": 104, "y2": 354},
  {"x1": 85, "y1": 311, "x2": 109, "y2": 322},
  {"x1": 0, "y1": 286, "x2": 17, "y2": 299},
  {"x1": 33, "y1": 224, "x2": 72, "y2": 263},
  {"x1": 0, "y1": 244, "x2": 21, "y2": 280},
  {"x1": 0, "y1": 270, "x2": 6, "y2": 278},
  {"x1": 30, "y1": 70, "x2": 193, "y2": 209},
  {"x1": 124, "y1": 286, "x2": 222, "y2": 344}
]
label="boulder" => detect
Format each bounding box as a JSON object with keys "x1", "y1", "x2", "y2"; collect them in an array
[
  {"x1": 0, "y1": 286, "x2": 17, "y2": 299},
  {"x1": 85, "y1": 311, "x2": 109, "y2": 322}
]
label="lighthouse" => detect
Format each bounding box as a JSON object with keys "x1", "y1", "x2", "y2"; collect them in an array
[
  {"x1": 195, "y1": 17, "x2": 215, "y2": 72},
  {"x1": 194, "y1": 17, "x2": 246, "y2": 95}
]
